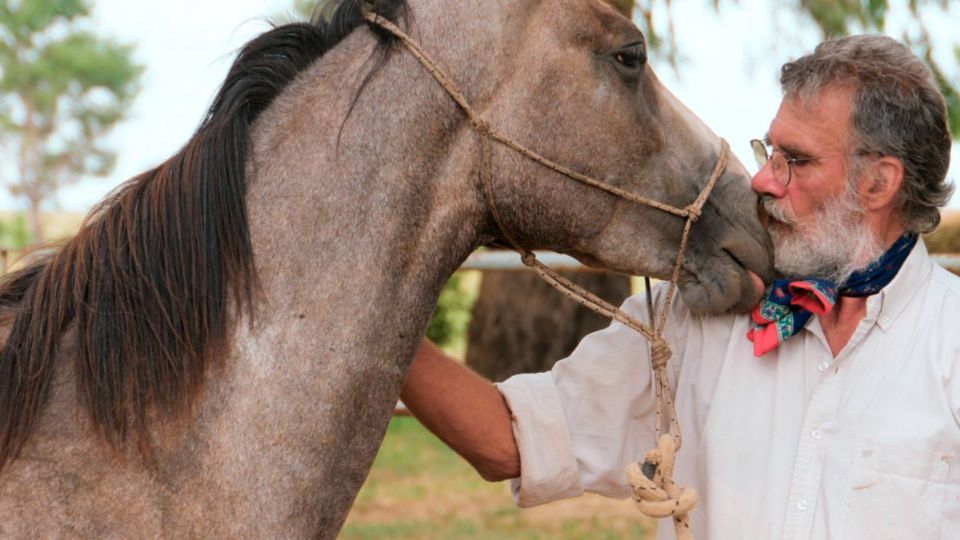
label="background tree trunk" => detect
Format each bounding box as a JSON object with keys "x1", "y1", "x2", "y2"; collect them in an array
[
  {"x1": 27, "y1": 198, "x2": 43, "y2": 243},
  {"x1": 465, "y1": 266, "x2": 631, "y2": 382}
]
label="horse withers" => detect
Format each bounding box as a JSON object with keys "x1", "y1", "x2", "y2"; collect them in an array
[{"x1": 0, "y1": 0, "x2": 771, "y2": 537}]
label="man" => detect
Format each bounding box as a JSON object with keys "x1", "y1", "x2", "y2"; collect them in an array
[{"x1": 401, "y1": 35, "x2": 958, "y2": 539}]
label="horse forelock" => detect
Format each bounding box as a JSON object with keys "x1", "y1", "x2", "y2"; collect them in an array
[{"x1": 0, "y1": 0, "x2": 410, "y2": 472}]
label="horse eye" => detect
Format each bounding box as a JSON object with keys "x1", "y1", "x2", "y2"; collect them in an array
[{"x1": 613, "y1": 44, "x2": 646, "y2": 70}]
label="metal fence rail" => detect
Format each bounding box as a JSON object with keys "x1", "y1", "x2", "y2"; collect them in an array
[
  {"x1": 459, "y1": 249, "x2": 960, "y2": 273},
  {"x1": 460, "y1": 250, "x2": 592, "y2": 272}
]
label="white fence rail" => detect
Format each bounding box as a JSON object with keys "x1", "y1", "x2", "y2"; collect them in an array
[
  {"x1": 460, "y1": 250, "x2": 590, "y2": 272},
  {"x1": 458, "y1": 249, "x2": 960, "y2": 272}
]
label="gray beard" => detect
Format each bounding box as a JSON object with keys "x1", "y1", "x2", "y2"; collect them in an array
[{"x1": 762, "y1": 188, "x2": 883, "y2": 284}]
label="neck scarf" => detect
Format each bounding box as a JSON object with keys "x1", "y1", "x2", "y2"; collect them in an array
[{"x1": 746, "y1": 232, "x2": 918, "y2": 357}]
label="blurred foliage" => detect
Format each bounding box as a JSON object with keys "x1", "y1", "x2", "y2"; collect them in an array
[
  {"x1": 425, "y1": 272, "x2": 478, "y2": 355},
  {"x1": 606, "y1": 0, "x2": 635, "y2": 16},
  {"x1": 800, "y1": 0, "x2": 888, "y2": 35},
  {"x1": 294, "y1": 0, "x2": 314, "y2": 18},
  {"x1": 624, "y1": 0, "x2": 960, "y2": 137},
  {"x1": 0, "y1": 212, "x2": 31, "y2": 248},
  {"x1": 0, "y1": 0, "x2": 142, "y2": 240}
]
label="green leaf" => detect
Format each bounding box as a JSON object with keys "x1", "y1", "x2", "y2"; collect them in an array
[
  {"x1": 866, "y1": 0, "x2": 888, "y2": 30},
  {"x1": 0, "y1": 212, "x2": 33, "y2": 248},
  {"x1": 0, "y1": 107, "x2": 15, "y2": 134},
  {"x1": 0, "y1": 0, "x2": 90, "y2": 43}
]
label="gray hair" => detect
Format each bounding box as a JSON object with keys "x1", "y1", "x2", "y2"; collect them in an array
[{"x1": 779, "y1": 35, "x2": 953, "y2": 233}]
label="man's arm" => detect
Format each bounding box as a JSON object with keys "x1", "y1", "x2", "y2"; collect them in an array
[{"x1": 401, "y1": 339, "x2": 520, "y2": 481}]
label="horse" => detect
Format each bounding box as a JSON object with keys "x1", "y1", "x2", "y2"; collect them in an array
[{"x1": 0, "y1": 0, "x2": 772, "y2": 537}]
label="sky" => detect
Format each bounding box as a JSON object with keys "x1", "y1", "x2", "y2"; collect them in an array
[{"x1": 7, "y1": 0, "x2": 960, "y2": 211}]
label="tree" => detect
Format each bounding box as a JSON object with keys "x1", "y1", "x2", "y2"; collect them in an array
[
  {"x1": 630, "y1": 0, "x2": 959, "y2": 135},
  {"x1": 0, "y1": 0, "x2": 142, "y2": 242}
]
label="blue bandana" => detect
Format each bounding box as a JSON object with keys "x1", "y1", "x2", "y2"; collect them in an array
[{"x1": 747, "y1": 233, "x2": 918, "y2": 356}]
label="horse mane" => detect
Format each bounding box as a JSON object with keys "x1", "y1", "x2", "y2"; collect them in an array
[{"x1": 0, "y1": 0, "x2": 408, "y2": 470}]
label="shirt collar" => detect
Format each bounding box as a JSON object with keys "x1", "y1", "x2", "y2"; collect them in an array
[{"x1": 873, "y1": 236, "x2": 933, "y2": 331}]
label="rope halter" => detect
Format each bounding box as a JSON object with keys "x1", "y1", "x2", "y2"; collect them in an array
[{"x1": 364, "y1": 11, "x2": 732, "y2": 539}]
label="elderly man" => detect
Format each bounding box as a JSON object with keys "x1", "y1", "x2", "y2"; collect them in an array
[{"x1": 401, "y1": 35, "x2": 958, "y2": 539}]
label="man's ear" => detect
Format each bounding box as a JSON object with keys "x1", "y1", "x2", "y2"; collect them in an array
[{"x1": 859, "y1": 156, "x2": 904, "y2": 211}]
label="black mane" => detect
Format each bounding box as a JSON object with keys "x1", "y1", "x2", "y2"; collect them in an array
[{"x1": 0, "y1": 0, "x2": 407, "y2": 471}]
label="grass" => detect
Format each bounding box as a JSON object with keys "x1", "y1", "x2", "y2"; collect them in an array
[{"x1": 340, "y1": 417, "x2": 654, "y2": 540}]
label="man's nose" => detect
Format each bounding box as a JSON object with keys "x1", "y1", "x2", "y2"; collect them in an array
[{"x1": 751, "y1": 161, "x2": 787, "y2": 198}]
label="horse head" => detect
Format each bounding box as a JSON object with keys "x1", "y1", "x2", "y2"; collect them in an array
[{"x1": 433, "y1": 0, "x2": 774, "y2": 313}]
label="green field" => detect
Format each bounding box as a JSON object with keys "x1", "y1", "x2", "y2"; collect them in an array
[{"x1": 340, "y1": 417, "x2": 654, "y2": 540}]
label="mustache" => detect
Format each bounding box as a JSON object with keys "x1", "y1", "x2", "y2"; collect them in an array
[{"x1": 759, "y1": 195, "x2": 796, "y2": 226}]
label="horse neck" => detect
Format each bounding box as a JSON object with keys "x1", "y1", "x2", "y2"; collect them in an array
[
  {"x1": 246, "y1": 35, "x2": 488, "y2": 336},
  {"x1": 244, "y1": 0, "x2": 531, "y2": 331},
  {"x1": 175, "y1": 9, "x2": 517, "y2": 535}
]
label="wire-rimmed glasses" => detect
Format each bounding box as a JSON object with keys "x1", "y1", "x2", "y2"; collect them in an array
[{"x1": 750, "y1": 139, "x2": 816, "y2": 188}]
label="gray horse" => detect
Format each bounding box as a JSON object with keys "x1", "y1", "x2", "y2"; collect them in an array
[{"x1": 0, "y1": 0, "x2": 771, "y2": 537}]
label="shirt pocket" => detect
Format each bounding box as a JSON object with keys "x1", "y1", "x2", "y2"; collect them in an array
[{"x1": 841, "y1": 438, "x2": 951, "y2": 540}]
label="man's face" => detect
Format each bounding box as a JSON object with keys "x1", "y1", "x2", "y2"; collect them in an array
[{"x1": 751, "y1": 87, "x2": 882, "y2": 283}]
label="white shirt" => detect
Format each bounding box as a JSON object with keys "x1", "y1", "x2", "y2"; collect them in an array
[{"x1": 497, "y1": 239, "x2": 960, "y2": 539}]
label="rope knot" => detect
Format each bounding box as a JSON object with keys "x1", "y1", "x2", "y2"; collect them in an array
[
  {"x1": 684, "y1": 205, "x2": 702, "y2": 221},
  {"x1": 627, "y1": 434, "x2": 698, "y2": 540},
  {"x1": 472, "y1": 117, "x2": 491, "y2": 135},
  {"x1": 650, "y1": 336, "x2": 672, "y2": 370}
]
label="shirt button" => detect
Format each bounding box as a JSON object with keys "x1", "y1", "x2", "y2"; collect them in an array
[
  {"x1": 818, "y1": 361, "x2": 830, "y2": 373},
  {"x1": 798, "y1": 500, "x2": 809, "y2": 512},
  {"x1": 812, "y1": 429, "x2": 822, "y2": 440},
  {"x1": 880, "y1": 315, "x2": 891, "y2": 326}
]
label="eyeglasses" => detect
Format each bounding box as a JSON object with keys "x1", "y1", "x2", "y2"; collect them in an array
[{"x1": 749, "y1": 139, "x2": 816, "y2": 188}]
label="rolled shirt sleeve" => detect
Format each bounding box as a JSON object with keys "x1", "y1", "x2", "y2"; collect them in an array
[
  {"x1": 497, "y1": 371, "x2": 583, "y2": 507},
  {"x1": 497, "y1": 291, "x2": 673, "y2": 507}
]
